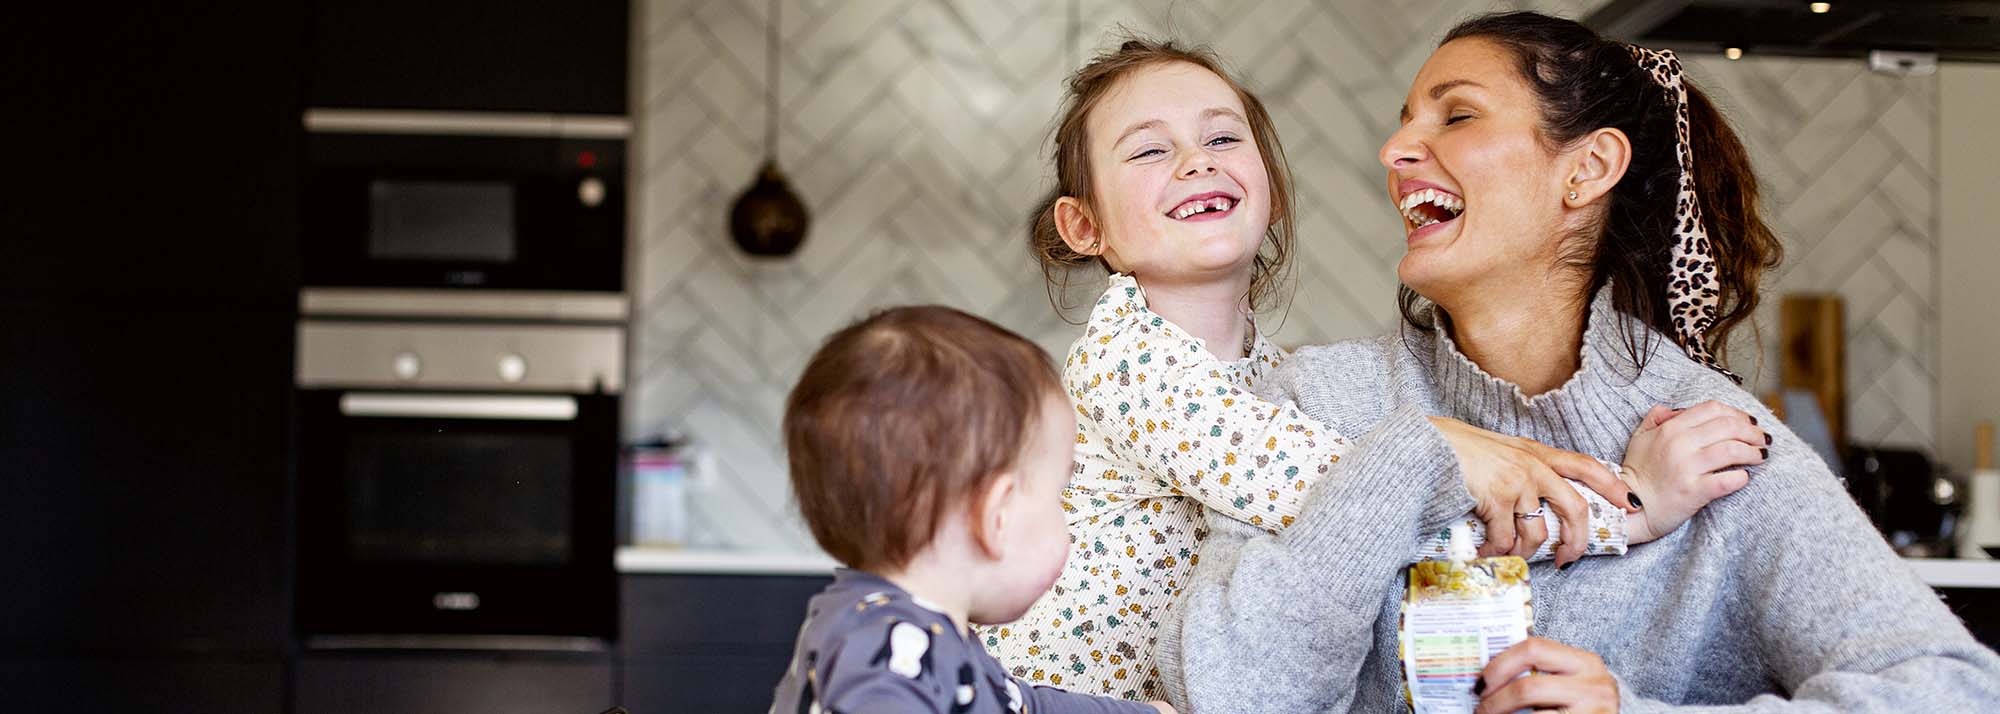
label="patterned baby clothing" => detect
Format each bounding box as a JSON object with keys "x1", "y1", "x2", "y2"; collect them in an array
[
  {"x1": 980, "y1": 274, "x2": 1629, "y2": 701},
  {"x1": 769, "y1": 569, "x2": 1157, "y2": 714}
]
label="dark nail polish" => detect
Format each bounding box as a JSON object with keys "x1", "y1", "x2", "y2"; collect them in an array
[
  {"x1": 1559, "y1": 560, "x2": 1575, "y2": 571},
  {"x1": 1750, "y1": 415, "x2": 1758, "y2": 425},
  {"x1": 1472, "y1": 678, "x2": 1486, "y2": 696},
  {"x1": 1761, "y1": 448, "x2": 1769, "y2": 459},
  {"x1": 1627, "y1": 492, "x2": 1644, "y2": 509},
  {"x1": 1766, "y1": 433, "x2": 1773, "y2": 445}
]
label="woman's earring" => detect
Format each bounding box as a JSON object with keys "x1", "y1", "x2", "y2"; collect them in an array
[{"x1": 1567, "y1": 190, "x2": 1579, "y2": 201}]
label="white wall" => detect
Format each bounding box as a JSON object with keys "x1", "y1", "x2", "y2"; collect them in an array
[
  {"x1": 1939, "y1": 64, "x2": 2000, "y2": 474},
  {"x1": 630, "y1": 0, "x2": 1942, "y2": 553}
]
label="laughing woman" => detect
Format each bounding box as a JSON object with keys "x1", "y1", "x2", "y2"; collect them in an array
[{"x1": 1156, "y1": 12, "x2": 2000, "y2": 714}]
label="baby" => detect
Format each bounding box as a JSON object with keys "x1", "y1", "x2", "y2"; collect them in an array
[{"x1": 770, "y1": 306, "x2": 1171, "y2": 713}]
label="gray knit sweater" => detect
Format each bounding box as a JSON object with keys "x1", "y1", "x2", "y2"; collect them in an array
[{"x1": 1156, "y1": 286, "x2": 2000, "y2": 712}]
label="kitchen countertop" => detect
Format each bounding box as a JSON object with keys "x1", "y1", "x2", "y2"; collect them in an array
[
  {"x1": 617, "y1": 547, "x2": 837, "y2": 576},
  {"x1": 617, "y1": 547, "x2": 2000, "y2": 587},
  {"x1": 1905, "y1": 557, "x2": 2000, "y2": 588}
]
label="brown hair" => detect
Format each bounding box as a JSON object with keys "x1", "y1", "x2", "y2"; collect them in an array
[
  {"x1": 1402, "y1": 12, "x2": 1783, "y2": 376},
  {"x1": 783, "y1": 306, "x2": 1062, "y2": 572},
  {"x1": 1028, "y1": 36, "x2": 1297, "y2": 315}
]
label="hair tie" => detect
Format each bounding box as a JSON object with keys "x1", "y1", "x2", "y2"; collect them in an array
[{"x1": 1627, "y1": 45, "x2": 1739, "y2": 383}]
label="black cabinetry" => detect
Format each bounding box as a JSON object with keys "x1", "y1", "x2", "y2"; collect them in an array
[
  {"x1": 620, "y1": 573, "x2": 831, "y2": 714},
  {"x1": 2, "y1": 3, "x2": 305, "y2": 712},
  {"x1": 295, "y1": 651, "x2": 615, "y2": 714},
  {"x1": 307, "y1": 0, "x2": 627, "y2": 114}
]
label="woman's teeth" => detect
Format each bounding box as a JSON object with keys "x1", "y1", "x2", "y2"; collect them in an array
[
  {"x1": 1170, "y1": 196, "x2": 1235, "y2": 219},
  {"x1": 1399, "y1": 188, "x2": 1464, "y2": 228}
]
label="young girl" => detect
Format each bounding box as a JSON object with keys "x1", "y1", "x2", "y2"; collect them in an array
[{"x1": 984, "y1": 38, "x2": 1767, "y2": 701}]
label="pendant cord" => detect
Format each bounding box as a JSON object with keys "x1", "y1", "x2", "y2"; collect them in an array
[
  {"x1": 765, "y1": 0, "x2": 780, "y2": 162},
  {"x1": 1066, "y1": 0, "x2": 1077, "y2": 74}
]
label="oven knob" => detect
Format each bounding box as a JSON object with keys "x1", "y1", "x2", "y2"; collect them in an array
[
  {"x1": 392, "y1": 352, "x2": 422, "y2": 381},
  {"x1": 578, "y1": 176, "x2": 605, "y2": 208},
  {"x1": 498, "y1": 353, "x2": 528, "y2": 383}
]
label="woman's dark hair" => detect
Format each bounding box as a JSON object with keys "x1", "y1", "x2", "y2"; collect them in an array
[{"x1": 1401, "y1": 12, "x2": 1782, "y2": 376}]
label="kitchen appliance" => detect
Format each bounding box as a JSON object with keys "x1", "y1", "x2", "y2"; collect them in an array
[
  {"x1": 1845, "y1": 444, "x2": 1964, "y2": 558},
  {"x1": 302, "y1": 109, "x2": 626, "y2": 291},
  {"x1": 294, "y1": 293, "x2": 625, "y2": 648}
]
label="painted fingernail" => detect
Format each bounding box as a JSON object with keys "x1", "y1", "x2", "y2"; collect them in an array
[
  {"x1": 1559, "y1": 560, "x2": 1575, "y2": 571},
  {"x1": 1627, "y1": 492, "x2": 1644, "y2": 509},
  {"x1": 1750, "y1": 415, "x2": 1759, "y2": 425},
  {"x1": 1472, "y1": 678, "x2": 1486, "y2": 696},
  {"x1": 1761, "y1": 448, "x2": 1769, "y2": 459}
]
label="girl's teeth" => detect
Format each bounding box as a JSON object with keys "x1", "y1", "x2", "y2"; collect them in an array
[{"x1": 1171, "y1": 197, "x2": 1235, "y2": 219}]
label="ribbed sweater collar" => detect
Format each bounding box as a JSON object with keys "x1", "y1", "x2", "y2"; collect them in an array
[{"x1": 1411, "y1": 283, "x2": 1708, "y2": 459}]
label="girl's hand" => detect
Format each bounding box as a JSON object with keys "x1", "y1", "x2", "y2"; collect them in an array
[
  {"x1": 1474, "y1": 637, "x2": 1620, "y2": 714},
  {"x1": 1429, "y1": 417, "x2": 1636, "y2": 566},
  {"x1": 1621, "y1": 401, "x2": 1766, "y2": 544}
]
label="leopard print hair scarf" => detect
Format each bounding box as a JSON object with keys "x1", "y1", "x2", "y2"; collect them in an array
[{"x1": 1629, "y1": 46, "x2": 1739, "y2": 383}]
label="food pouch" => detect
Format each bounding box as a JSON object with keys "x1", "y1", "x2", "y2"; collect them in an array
[{"x1": 1398, "y1": 521, "x2": 1533, "y2": 714}]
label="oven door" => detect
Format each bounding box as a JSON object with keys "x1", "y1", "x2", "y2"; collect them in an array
[
  {"x1": 296, "y1": 390, "x2": 616, "y2": 646},
  {"x1": 303, "y1": 131, "x2": 624, "y2": 292}
]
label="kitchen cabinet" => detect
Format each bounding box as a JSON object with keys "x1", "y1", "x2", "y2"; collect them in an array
[
  {"x1": 295, "y1": 651, "x2": 614, "y2": 714},
  {"x1": 0, "y1": 656, "x2": 285, "y2": 714},
  {"x1": 3, "y1": 3, "x2": 302, "y2": 709},
  {"x1": 620, "y1": 573, "x2": 831, "y2": 714},
  {"x1": 5, "y1": 3, "x2": 302, "y2": 304},
  {"x1": 0, "y1": 307, "x2": 294, "y2": 654},
  {"x1": 307, "y1": 0, "x2": 627, "y2": 114}
]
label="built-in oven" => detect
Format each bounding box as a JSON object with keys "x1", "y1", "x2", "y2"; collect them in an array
[
  {"x1": 302, "y1": 109, "x2": 626, "y2": 292},
  {"x1": 294, "y1": 297, "x2": 624, "y2": 649}
]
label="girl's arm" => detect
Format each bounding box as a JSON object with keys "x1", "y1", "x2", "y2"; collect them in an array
[{"x1": 1072, "y1": 334, "x2": 1627, "y2": 562}]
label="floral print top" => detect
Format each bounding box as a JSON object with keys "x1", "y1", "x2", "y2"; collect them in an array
[{"x1": 981, "y1": 274, "x2": 1629, "y2": 701}]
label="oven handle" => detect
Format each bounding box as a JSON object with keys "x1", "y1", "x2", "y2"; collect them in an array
[{"x1": 338, "y1": 393, "x2": 579, "y2": 421}]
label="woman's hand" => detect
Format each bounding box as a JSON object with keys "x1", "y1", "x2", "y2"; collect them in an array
[
  {"x1": 1475, "y1": 637, "x2": 1619, "y2": 714},
  {"x1": 1144, "y1": 702, "x2": 1177, "y2": 714},
  {"x1": 1429, "y1": 417, "x2": 1636, "y2": 566},
  {"x1": 1621, "y1": 401, "x2": 1767, "y2": 544}
]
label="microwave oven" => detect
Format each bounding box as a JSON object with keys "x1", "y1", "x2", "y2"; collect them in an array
[{"x1": 302, "y1": 109, "x2": 625, "y2": 292}]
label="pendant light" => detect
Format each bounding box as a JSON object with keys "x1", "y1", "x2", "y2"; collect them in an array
[{"x1": 729, "y1": 0, "x2": 809, "y2": 257}]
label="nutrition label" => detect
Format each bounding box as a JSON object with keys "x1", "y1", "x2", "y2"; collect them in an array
[{"x1": 1404, "y1": 590, "x2": 1530, "y2": 708}]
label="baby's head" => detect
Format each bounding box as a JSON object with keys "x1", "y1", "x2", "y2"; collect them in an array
[
  {"x1": 1030, "y1": 37, "x2": 1297, "y2": 312},
  {"x1": 784, "y1": 306, "x2": 1073, "y2": 624}
]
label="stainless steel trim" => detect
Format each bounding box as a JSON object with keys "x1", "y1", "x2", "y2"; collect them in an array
[
  {"x1": 340, "y1": 393, "x2": 578, "y2": 420},
  {"x1": 303, "y1": 108, "x2": 630, "y2": 139},
  {"x1": 296, "y1": 321, "x2": 624, "y2": 392},
  {"x1": 305, "y1": 634, "x2": 609, "y2": 652},
  {"x1": 300, "y1": 288, "x2": 629, "y2": 322}
]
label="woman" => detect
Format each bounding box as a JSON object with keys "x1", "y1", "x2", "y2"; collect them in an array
[{"x1": 1156, "y1": 12, "x2": 2000, "y2": 714}]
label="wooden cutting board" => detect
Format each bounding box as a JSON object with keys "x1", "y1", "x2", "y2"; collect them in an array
[{"x1": 1780, "y1": 294, "x2": 1845, "y2": 453}]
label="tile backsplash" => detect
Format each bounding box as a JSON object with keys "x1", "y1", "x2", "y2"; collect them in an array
[{"x1": 630, "y1": 0, "x2": 1937, "y2": 553}]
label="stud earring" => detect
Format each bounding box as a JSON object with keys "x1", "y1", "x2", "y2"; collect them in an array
[{"x1": 1567, "y1": 190, "x2": 1579, "y2": 201}]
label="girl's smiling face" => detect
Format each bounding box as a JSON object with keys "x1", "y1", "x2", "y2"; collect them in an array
[
  {"x1": 1059, "y1": 61, "x2": 1273, "y2": 289},
  {"x1": 1380, "y1": 37, "x2": 1582, "y2": 308}
]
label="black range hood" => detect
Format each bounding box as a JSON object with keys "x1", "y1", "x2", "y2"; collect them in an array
[{"x1": 1585, "y1": 0, "x2": 2000, "y2": 63}]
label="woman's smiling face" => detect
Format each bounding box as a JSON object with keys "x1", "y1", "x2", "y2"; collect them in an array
[
  {"x1": 1380, "y1": 37, "x2": 1577, "y2": 307},
  {"x1": 1081, "y1": 61, "x2": 1273, "y2": 285}
]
